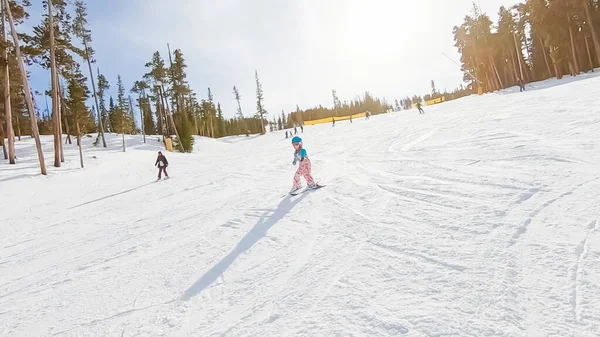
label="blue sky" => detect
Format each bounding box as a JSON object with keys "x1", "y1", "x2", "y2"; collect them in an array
[{"x1": 24, "y1": 0, "x2": 515, "y2": 121}]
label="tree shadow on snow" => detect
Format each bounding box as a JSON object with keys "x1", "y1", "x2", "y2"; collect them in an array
[
  {"x1": 69, "y1": 182, "x2": 154, "y2": 209},
  {"x1": 181, "y1": 193, "x2": 309, "y2": 301}
]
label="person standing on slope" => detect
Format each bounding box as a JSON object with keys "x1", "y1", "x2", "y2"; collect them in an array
[
  {"x1": 291, "y1": 136, "x2": 317, "y2": 193},
  {"x1": 416, "y1": 101, "x2": 424, "y2": 114},
  {"x1": 155, "y1": 151, "x2": 169, "y2": 180},
  {"x1": 518, "y1": 78, "x2": 525, "y2": 92}
]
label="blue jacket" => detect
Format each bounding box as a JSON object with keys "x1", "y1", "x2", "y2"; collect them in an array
[{"x1": 293, "y1": 149, "x2": 307, "y2": 164}]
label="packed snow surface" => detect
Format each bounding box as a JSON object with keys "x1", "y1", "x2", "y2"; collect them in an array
[{"x1": 1, "y1": 75, "x2": 600, "y2": 336}]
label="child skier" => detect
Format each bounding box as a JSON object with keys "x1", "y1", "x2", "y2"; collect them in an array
[
  {"x1": 155, "y1": 151, "x2": 169, "y2": 180},
  {"x1": 291, "y1": 136, "x2": 317, "y2": 193}
]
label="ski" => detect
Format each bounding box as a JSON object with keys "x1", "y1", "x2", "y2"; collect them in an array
[{"x1": 290, "y1": 184, "x2": 325, "y2": 196}]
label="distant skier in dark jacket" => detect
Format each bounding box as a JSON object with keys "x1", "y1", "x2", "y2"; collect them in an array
[
  {"x1": 155, "y1": 151, "x2": 169, "y2": 180},
  {"x1": 518, "y1": 78, "x2": 525, "y2": 92},
  {"x1": 416, "y1": 101, "x2": 424, "y2": 114}
]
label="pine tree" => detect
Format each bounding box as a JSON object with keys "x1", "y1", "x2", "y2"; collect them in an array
[
  {"x1": 96, "y1": 70, "x2": 110, "y2": 131},
  {"x1": 66, "y1": 62, "x2": 91, "y2": 167},
  {"x1": 144, "y1": 51, "x2": 173, "y2": 140},
  {"x1": 168, "y1": 49, "x2": 190, "y2": 115},
  {"x1": 48, "y1": 0, "x2": 61, "y2": 166},
  {"x1": 281, "y1": 110, "x2": 287, "y2": 129},
  {"x1": 144, "y1": 51, "x2": 168, "y2": 93},
  {"x1": 128, "y1": 95, "x2": 136, "y2": 132},
  {"x1": 216, "y1": 103, "x2": 224, "y2": 137},
  {"x1": 233, "y1": 85, "x2": 243, "y2": 118},
  {"x1": 0, "y1": 0, "x2": 17, "y2": 163},
  {"x1": 167, "y1": 48, "x2": 193, "y2": 150},
  {"x1": 452, "y1": 0, "x2": 600, "y2": 92},
  {"x1": 108, "y1": 94, "x2": 120, "y2": 136},
  {"x1": 1, "y1": 0, "x2": 46, "y2": 174},
  {"x1": 255, "y1": 70, "x2": 266, "y2": 133},
  {"x1": 115, "y1": 75, "x2": 129, "y2": 133},
  {"x1": 73, "y1": 0, "x2": 105, "y2": 147},
  {"x1": 332, "y1": 89, "x2": 341, "y2": 116},
  {"x1": 131, "y1": 79, "x2": 156, "y2": 139},
  {"x1": 206, "y1": 87, "x2": 215, "y2": 137},
  {"x1": 27, "y1": 0, "x2": 87, "y2": 164}
]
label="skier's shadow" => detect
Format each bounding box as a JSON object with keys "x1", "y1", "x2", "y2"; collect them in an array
[{"x1": 181, "y1": 193, "x2": 309, "y2": 301}]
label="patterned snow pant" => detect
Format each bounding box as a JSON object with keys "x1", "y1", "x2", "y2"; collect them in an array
[{"x1": 293, "y1": 158, "x2": 315, "y2": 189}]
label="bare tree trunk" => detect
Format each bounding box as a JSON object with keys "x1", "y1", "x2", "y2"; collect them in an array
[
  {"x1": 140, "y1": 98, "x2": 146, "y2": 144},
  {"x1": 14, "y1": 113, "x2": 20, "y2": 140},
  {"x1": 502, "y1": 57, "x2": 510, "y2": 86},
  {"x1": 0, "y1": 118, "x2": 7, "y2": 159},
  {"x1": 514, "y1": 32, "x2": 525, "y2": 82},
  {"x1": 1, "y1": 1, "x2": 14, "y2": 163},
  {"x1": 161, "y1": 92, "x2": 183, "y2": 151},
  {"x1": 155, "y1": 99, "x2": 164, "y2": 140},
  {"x1": 568, "y1": 61, "x2": 576, "y2": 76},
  {"x1": 128, "y1": 95, "x2": 136, "y2": 134},
  {"x1": 509, "y1": 51, "x2": 519, "y2": 83},
  {"x1": 584, "y1": 0, "x2": 600, "y2": 67},
  {"x1": 158, "y1": 87, "x2": 169, "y2": 136},
  {"x1": 63, "y1": 110, "x2": 71, "y2": 144},
  {"x1": 3, "y1": 0, "x2": 46, "y2": 174},
  {"x1": 139, "y1": 95, "x2": 145, "y2": 143},
  {"x1": 191, "y1": 98, "x2": 199, "y2": 135},
  {"x1": 76, "y1": 119, "x2": 83, "y2": 168},
  {"x1": 157, "y1": 85, "x2": 183, "y2": 150},
  {"x1": 59, "y1": 86, "x2": 72, "y2": 144},
  {"x1": 103, "y1": 111, "x2": 111, "y2": 133},
  {"x1": 483, "y1": 70, "x2": 492, "y2": 92},
  {"x1": 585, "y1": 34, "x2": 594, "y2": 72},
  {"x1": 58, "y1": 93, "x2": 64, "y2": 162},
  {"x1": 540, "y1": 38, "x2": 553, "y2": 78},
  {"x1": 121, "y1": 115, "x2": 125, "y2": 152},
  {"x1": 490, "y1": 57, "x2": 504, "y2": 89},
  {"x1": 48, "y1": 1, "x2": 61, "y2": 167},
  {"x1": 568, "y1": 16, "x2": 580, "y2": 74},
  {"x1": 82, "y1": 37, "x2": 106, "y2": 147}
]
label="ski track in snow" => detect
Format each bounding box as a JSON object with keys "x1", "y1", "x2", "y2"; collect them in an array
[
  {"x1": 574, "y1": 220, "x2": 598, "y2": 324},
  {"x1": 2, "y1": 74, "x2": 600, "y2": 336}
]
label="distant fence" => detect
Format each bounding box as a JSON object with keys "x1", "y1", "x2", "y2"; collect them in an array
[
  {"x1": 411, "y1": 96, "x2": 447, "y2": 109},
  {"x1": 304, "y1": 112, "x2": 367, "y2": 126}
]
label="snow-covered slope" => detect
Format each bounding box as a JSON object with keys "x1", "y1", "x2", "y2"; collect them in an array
[{"x1": 1, "y1": 74, "x2": 600, "y2": 337}]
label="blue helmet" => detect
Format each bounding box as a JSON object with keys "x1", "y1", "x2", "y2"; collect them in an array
[{"x1": 291, "y1": 136, "x2": 302, "y2": 144}]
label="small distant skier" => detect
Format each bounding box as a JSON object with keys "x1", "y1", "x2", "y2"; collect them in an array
[
  {"x1": 290, "y1": 136, "x2": 317, "y2": 193},
  {"x1": 155, "y1": 151, "x2": 169, "y2": 180},
  {"x1": 416, "y1": 101, "x2": 424, "y2": 114},
  {"x1": 365, "y1": 111, "x2": 370, "y2": 120},
  {"x1": 285, "y1": 131, "x2": 289, "y2": 139},
  {"x1": 300, "y1": 124, "x2": 304, "y2": 133},
  {"x1": 294, "y1": 126, "x2": 298, "y2": 134},
  {"x1": 349, "y1": 115, "x2": 353, "y2": 123},
  {"x1": 332, "y1": 117, "x2": 336, "y2": 127},
  {"x1": 518, "y1": 78, "x2": 525, "y2": 92}
]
